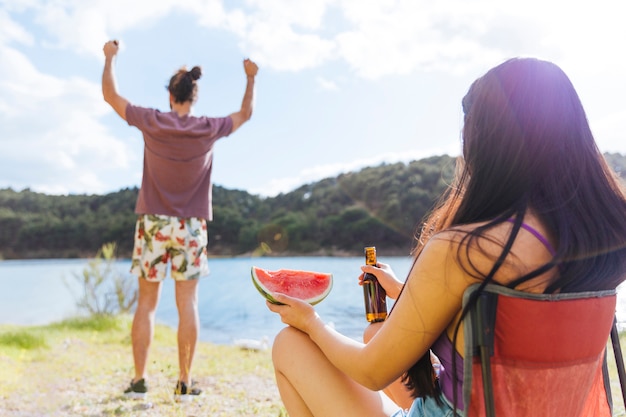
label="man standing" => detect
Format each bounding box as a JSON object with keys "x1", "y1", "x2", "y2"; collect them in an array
[{"x1": 102, "y1": 40, "x2": 258, "y2": 401}]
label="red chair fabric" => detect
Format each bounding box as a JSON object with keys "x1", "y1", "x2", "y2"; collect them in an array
[{"x1": 462, "y1": 284, "x2": 616, "y2": 417}]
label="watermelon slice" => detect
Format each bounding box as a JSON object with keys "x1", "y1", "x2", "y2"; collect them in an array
[{"x1": 251, "y1": 266, "x2": 333, "y2": 305}]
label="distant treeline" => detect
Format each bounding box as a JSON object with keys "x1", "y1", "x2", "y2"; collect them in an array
[{"x1": 1, "y1": 153, "x2": 624, "y2": 260}]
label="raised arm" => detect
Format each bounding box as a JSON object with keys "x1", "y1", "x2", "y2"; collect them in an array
[
  {"x1": 229, "y1": 59, "x2": 258, "y2": 133},
  {"x1": 102, "y1": 40, "x2": 130, "y2": 121}
]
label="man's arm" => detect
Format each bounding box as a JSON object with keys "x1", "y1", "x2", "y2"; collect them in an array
[
  {"x1": 102, "y1": 40, "x2": 130, "y2": 121},
  {"x1": 229, "y1": 59, "x2": 258, "y2": 133}
]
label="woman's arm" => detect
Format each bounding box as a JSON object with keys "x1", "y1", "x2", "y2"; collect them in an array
[{"x1": 268, "y1": 233, "x2": 477, "y2": 390}]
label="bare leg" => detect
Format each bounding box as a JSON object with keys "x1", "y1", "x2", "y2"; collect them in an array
[
  {"x1": 131, "y1": 278, "x2": 162, "y2": 382},
  {"x1": 272, "y1": 326, "x2": 400, "y2": 417},
  {"x1": 175, "y1": 278, "x2": 199, "y2": 384},
  {"x1": 363, "y1": 323, "x2": 414, "y2": 410}
]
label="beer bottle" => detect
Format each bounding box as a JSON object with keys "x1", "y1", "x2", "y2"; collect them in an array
[{"x1": 362, "y1": 246, "x2": 387, "y2": 322}]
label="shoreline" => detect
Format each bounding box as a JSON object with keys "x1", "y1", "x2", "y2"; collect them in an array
[{"x1": 0, "y1": 247, "x2": 414, "y2": 262}]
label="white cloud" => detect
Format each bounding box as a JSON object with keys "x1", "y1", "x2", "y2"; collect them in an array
[
  {"x1": 333, "y1": 0, "x2": 554, "y2": 78},
  {"x1": 240, "y1": 21, "x2": 336, "y2": 71},
  {"x1": 17, "y1": 0, "x2": 189, "y2": 57},
  {"x1": 0, "y1": 8, "x2": 34, "y2": 45},
  {"x1": 592, "y1": 109, "x2": 626, "y2": 154},
  {"x1": 11, "y1": 0, "x2": 623, "y2": 79},
  {"x1": 195, "y1": 0, "x2": 231, "y2": 29},
  {"x1": 316, "y1": 76, "x2": 338, "y2": 91},
  {"x1": 0, "y1": 44, "x2": 139, "y2": 194},
  {"x1": 244, "y1": 0, "x2": 334, "y2": 30},
  {"x1": 525, "y1": 1, "x2": 626, "y2": 76},
  {"x1": 0, "y1": 46, "x2": 65, "y2": 116},
  {"x1": 6, "y1": 0, "x2": 626, "y2": 78}
]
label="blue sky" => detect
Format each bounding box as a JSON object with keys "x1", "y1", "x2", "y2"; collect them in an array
[{"x1": 1, "y1": 0, "x2": 625, "y2": 197}]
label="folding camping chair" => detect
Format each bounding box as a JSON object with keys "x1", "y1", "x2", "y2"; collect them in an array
[{"x1": 462, "y1": 283, "x2": 626, "y2": 417}]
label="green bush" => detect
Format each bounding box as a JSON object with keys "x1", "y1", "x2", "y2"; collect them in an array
[{"x1": 65, "y1": 242, "x2": 138, "y2": 316}]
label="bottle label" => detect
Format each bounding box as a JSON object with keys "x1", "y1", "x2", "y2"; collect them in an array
[{"x1": 364, "y1": 277, "x2": 387, "y2": 322}]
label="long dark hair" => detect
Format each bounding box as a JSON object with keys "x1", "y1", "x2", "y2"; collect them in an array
[
  {"x1": 168, "y1": 66, "x2": 202, "y2": 104},
  {"x1": 401, "y1": 58, "x2": 626, "y2": 402}
]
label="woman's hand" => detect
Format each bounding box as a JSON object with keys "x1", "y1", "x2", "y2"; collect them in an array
[
  {"x1": 266, "y1": 293, "x2": 322, "y2": 334},
  {"x1": 359, "y1": 262, "x2": 404, "y2": 299}
]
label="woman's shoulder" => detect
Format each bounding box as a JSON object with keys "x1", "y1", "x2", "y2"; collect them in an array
[
  {"x1": 431, "y1": 214, "x2": 553, "y2": 251},
  {"x1": 425, "y1": 216, "x2": 555, "y2": 283}
]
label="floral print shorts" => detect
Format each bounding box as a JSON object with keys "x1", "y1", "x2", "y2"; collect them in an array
[{"x1": 130, "y1": 214, "x2": 209, "y2": 281}]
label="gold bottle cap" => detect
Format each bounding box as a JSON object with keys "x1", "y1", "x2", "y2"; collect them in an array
[{"x1": 364, "y1": 246, "x2": 376, "y2": 266}]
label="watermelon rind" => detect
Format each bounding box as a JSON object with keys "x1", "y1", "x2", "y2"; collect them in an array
[
  {"x1": 251, "y1": 268, "x2": 282, "y2": 305},
  {"x1": 251, "y1": 266, "x2": 333, "y2": 305}
]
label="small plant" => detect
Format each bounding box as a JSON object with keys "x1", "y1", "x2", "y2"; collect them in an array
[
  {"x1": 65, "y1": 242, "x2": 138, "y2": 316},
  {"x1": 0, "y1": 331, "x2": 47, "y2": 349}
]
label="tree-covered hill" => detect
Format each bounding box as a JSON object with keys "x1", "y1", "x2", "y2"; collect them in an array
[{"x1": 1, "y1": 153, "x2": 624, "y2": 260}]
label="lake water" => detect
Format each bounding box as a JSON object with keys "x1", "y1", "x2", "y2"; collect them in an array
[
  {"x1": 0, "y1": 256, "x2": 415, "y2": 345},
  {"x1": 1, "y1": 256, "x2": 625, "y2": 346}
]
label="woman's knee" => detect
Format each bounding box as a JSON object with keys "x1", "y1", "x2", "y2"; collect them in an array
[
  {"x1": 363, "y1": 321, "x2": 384, "y2": 343},
  {"x1": 272, "y1": 326, "x2": 309, "y2": 368}
]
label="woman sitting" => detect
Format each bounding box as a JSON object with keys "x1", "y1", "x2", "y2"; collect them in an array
[{"x1": 266, "y1": 57, "x2": 626, "y2": 417}]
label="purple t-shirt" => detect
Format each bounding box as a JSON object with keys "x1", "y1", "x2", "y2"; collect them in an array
[{"x1": 125, "y1": 104, "x2": 233, "y2": 220}]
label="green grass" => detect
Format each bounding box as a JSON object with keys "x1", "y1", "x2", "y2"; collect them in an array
[
  {"x1": 0, "y1": 315, "x2": 286, "y2": 416},
  {"x1": 0, "y1": 330, "x2": 47, "y2": 349},
  {"x1": 47, "y1": 314, "x2": 122, "y2": 332}
]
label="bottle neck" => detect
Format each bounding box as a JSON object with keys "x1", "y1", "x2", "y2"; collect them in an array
[{"x1": 364, "y1": 247, "x2": 377, "y2": 265}]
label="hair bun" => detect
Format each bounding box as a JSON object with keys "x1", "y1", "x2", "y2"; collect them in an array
[{"x1": 189, "y1": 66, "x2": 202, "y2": 81}]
